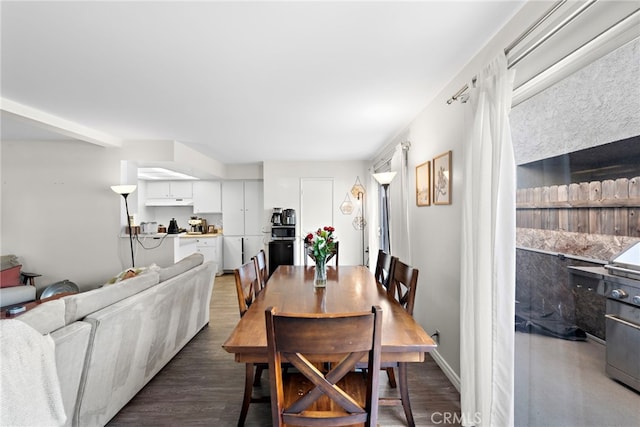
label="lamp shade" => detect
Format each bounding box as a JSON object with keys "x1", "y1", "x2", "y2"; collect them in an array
[
  {"x1": 372, "y1": 171, "x2": 397, "y2": 185},
  {"x1": 111, "y1": 185, "x2": 137, "y2": 195},
  {"x1": 350, "y1": 176, "x2": 366, "y2": 199}
]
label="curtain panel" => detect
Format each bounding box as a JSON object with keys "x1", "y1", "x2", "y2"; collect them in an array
[{"x1": 460, "y1": 54, "x2": 516, "y2": 427}]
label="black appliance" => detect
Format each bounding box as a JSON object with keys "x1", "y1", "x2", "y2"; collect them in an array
[
  {"x1": 167, "y1": 218, "x2": 180, "y2": 234},
  {"x1": 602, "y1": 242, "x2": 640, "y2": 392},
  {"x1": 269, "y1": 224, "x2": 295, "y2": 276},
  {"x1": 269, "y1": 240, "x2": 294, "y2": 277},
  {"x1": 272, "y1": 225, "x2": 296, "y2": 240},
  {"x1": 282, "y1": 209, "x2": 296, "y2": 225}
]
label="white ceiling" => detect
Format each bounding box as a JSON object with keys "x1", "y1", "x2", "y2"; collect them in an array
[{"x1": 1, "y1": 1, "x2": 524, "y2": 164}]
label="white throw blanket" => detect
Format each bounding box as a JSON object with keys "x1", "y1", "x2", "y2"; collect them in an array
[{"x1": 0, "y1": 319, "x2": 66, "y2": 427}]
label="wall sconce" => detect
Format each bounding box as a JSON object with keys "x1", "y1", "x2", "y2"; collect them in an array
[
  {"x1": 373, "y1": 172, "x2": 397, "y2": 254},
  {"x1": 350, "y1": 177, "x2": 366, "y2": 265},
  {"x1": 111, "y1": 184, "x2": 137, "y2": 268},
  {"x1": 340, "y1": 193, "x2": 354, "y2": 215}
]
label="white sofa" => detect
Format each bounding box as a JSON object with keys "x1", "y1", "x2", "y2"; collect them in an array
[{"x1": 10, "y1": 253, "x2": 216, "y2": 426}]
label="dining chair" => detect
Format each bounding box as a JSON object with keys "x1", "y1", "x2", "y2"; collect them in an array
[
  {"x1": 253, "y1": 249, "x2": 268, "y2": 293},
  {"x1": 233, "y1": 261, "x2": 270, "y2": 426},
  {"x1": 265, "y1": 305, "x2": 382, "y2": 427},
  {"x1": 303, "y1": 240, "x2": 339, "y2": 266},
  {"x1": 374, "y1": 249, "x2": 396, "y2": 289},
  {"x1": 381, "y1": 258, "x2": 419, "y2": 427}
]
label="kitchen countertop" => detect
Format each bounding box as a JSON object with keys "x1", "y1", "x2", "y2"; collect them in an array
[
  {"x1": 121, "y1": 232, "x2": 223, "y2": 238},
  {"x1": 180, "y1": 233, "x2": 223, "y2": 238}
]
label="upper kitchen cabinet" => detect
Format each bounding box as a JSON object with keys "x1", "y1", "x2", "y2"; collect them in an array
[
  {"x1": 193, "y1": 181, "x2": 222, "y2": 213},
  {"x1": 145, "y1": 181, "x2": 194, "y2": 206},
  {"x1": 222, "y1": 180, "x2": 263, "y2": 235}
]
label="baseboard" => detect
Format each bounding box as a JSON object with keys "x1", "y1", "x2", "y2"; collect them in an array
[
  {"x1": 429, "y1": 349, "x2": 461, "y2": 392},
  {"x1": 586, "y1": 332, "x2": 605, "y2": 346}
]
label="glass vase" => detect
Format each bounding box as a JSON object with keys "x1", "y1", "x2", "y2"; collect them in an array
[{"x1": 314, "y1": 257, "x2": 327, "y2": 287}]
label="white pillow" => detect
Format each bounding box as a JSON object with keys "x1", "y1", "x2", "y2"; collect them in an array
[{"x1": 105, "y1": 264, "x2": 160, "y2": 285}]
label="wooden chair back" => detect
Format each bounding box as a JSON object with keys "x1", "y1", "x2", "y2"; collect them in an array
[
  {"x1": 253, "y1": 249, "x2": 268, "y2": 293},
  {"x1": 265, "y1": 305, "x2": 382, "y2": 427},
  {"x1": 374, "y1": 250, "x2": 396, "y2": 289},
  {"x1": 234, "y1": 261, "x2": 260, "y2": 317},
  {"x1": 304, "y1": 241, "x2": 339, "y2": 266},
  {"x1": 387, "y1": 259, "x2": 418, "y2": 316}
]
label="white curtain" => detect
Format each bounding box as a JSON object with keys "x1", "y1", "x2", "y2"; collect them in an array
[
  {"x1": 460, "y1": 54, "x2": 516, "y2": 427},
  {"x1": 366, "y1": 170, "x2": 380, "y2": 269},
  {"x1": 389, "y1": 143, "x2": 411, "y2": 263}
]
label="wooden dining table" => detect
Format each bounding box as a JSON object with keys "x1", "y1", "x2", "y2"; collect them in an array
[
  {"x1": 223, "y1": 264, "x2": 436, "y2": 363},
  {"x1": 223, "y1": 265, "x2": 437, "y2": 426}
]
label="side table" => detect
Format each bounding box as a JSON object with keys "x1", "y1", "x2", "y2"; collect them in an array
[{"x1": 20, "y1": 272, "x2": 42, "y2": 286}]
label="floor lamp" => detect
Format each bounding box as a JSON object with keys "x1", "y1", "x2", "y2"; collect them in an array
[
  {"x1": 351, "y1": 177, "x2": 367, "y2": 265},
  {"x1": 111, "y1": 185, "x2": 137, "y2": 268},
  {"x1": 372, "y1": 172, "x2": 397, "y2": 254}
]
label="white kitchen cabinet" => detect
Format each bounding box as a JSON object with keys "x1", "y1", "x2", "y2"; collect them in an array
[
  {"x1": 243, "y1": 181, "x2": 263, "y2": 235},
  {"x1": 223, "y1": 236, "x2": 243, "y2": 271},
  {"x1": 146, "y1": 181, "x2": 193, "y2": 199},
  {"x1": 195, "y1": 236, "x2": 223, "y2": 275},
  {"x1": 193, "y1": 181, "x2": 222, "y2": 213},
  {"x1": 222, "y1": 180, "x2": 263, "y2": 235},
  {"x1": 222, "y1": 180, "x2": 265, "y2": 271},
  {"x1": 243, "y1": 235, "x2": 266, "y2": 262},
  {"x1": 222, "y1": 181, "x2": 245, "y2": 235},
  {"x1": 223, "y1": 235, "x2": 266, "y2": 271}
]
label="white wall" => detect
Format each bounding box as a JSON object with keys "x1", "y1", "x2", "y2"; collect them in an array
[
  {"x1": 373, "y1": 2, "x2": 556, "y2": 383},
  {"x1": 1, "y1": 140, "x2": 125, "y2": 293},
  {"x1": 264, "y1": 160, "x2": 368, "y2": 266}
]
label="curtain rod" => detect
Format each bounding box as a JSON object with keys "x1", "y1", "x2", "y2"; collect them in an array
[
  {"x1": 446, "y1": 0, "x2": 597, "y2": 105},
  {"x1": 372, "y1": 141, "x2": 410, "y2": 172},
  {"x1": 503, "y1": 0, "x2": 567, "y2": 56},
  {"x1": 508, "y1": 0, "x2": 597, "y2": 69}
]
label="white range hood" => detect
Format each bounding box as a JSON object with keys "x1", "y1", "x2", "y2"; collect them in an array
[{"x1": 145, "y1": 198, "x2": 194, "y2": 207}]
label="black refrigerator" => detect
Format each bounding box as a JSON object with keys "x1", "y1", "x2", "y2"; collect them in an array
[{"x1": 268, "y1": 240, "x2": 294, "y2": 276}]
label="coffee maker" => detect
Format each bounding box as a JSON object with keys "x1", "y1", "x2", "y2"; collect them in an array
[
  {"x1": 282, "y1": 208, "x2": 296, "y2": 225},
  {"x1": 188, "y1": 216, "x2": 203, "y2": 234},
  {"x1": 271, "y1": 208, "x2": 283, "y2": 225}
]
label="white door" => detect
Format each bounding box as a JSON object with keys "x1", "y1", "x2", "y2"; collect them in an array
[{"x1": 300, "y1": 178, "x2": 334, "y2": 262}]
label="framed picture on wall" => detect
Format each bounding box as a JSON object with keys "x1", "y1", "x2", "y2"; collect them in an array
[
  {"x1": 433, "y1": 150, "x2": 452, "y2": 205},
  {"x1": 416, "y1": 161, "x2": 431, "y2": 206}
]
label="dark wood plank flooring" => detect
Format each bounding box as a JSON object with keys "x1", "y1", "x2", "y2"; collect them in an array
[{"x1": 107, "y1": 273, "x2": 461, "y2": 426}]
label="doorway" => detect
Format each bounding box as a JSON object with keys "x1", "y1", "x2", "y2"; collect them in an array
[{"x1": 300, "y1": 178, "x2": 334, "y2": 263}]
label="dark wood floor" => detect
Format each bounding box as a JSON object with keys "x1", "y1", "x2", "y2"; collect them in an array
[{"x1": 107, "y1": 273, "x2": 461, "y2": 426}]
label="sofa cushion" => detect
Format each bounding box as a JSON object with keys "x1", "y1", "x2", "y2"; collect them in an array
[
  {"x1": 17, "y1": 299, "x2": 66, "y2": 334},
  {"x1": 63, "y1": 272, "x2": 159, "y2": 324},
  {"x1": 0, "y1": 265, "x2": 22, "y2": 288},
  {"x1": 158, "y1": 253, "x2": 204, "y2": 282}
]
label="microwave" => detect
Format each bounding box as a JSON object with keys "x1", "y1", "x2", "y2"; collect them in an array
[{"x1": 271, "y1": 226, "x2": 296, "y2": 240}]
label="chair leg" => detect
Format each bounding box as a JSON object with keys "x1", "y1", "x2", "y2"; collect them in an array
[
  {"x1": 386, "y1": 366, "x2": 397, "y2": 388},
  {"x1": 398, "y1": 362, "x2": 415, "y2": 427},
  {"x1": 238, "y1": 363, "x2": 254, "y2": 426},
  {"x1": 253, "y1": 364, "x2": 264, "y2": 386}
]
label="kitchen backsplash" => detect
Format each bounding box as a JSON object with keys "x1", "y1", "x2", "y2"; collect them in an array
[{"x1": 135, "y1": 206, "x2": 222, "y2": 232}]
